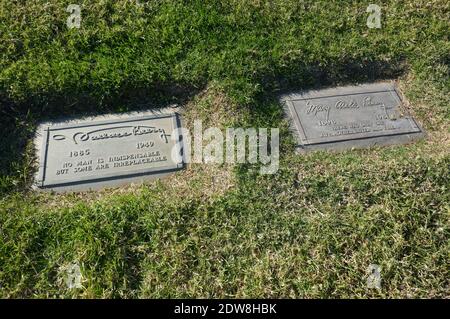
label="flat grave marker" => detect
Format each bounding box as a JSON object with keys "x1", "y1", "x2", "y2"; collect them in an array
[
  {"x1": 34, "y1": 110, "x2": 183, "y2": 192},
  {"x1": 281, "y1": 82, "x2": 425, "y2": 152}
]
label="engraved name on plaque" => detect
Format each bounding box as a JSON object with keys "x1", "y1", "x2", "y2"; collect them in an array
[
  {"x1": 281, "y1": 82, "x2": 425, "y2": 152},
  {"x1": 34, "y1": 111, "x2": 183, "y2": 192}
]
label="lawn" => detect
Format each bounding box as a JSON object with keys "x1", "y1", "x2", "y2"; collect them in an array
[{"x1": 0, "y1": 0, "x2": 448, "y2": 298}]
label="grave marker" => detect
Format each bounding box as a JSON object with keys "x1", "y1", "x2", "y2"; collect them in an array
[
  {"x1": 34, "y1": 110, "x2": 183, "y2": 192},
  {"x1": 281, "y1": 82, "x2": 425, "y2": 152}
]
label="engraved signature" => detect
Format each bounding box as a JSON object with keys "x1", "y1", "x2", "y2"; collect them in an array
[
  {"x1": 335, "y1": 99, "x2": 359, "y2": 109},
  {"x1": 334, "y1": 96, "x2": 393, "y2": 119},
  {"x1": 306, "y1": 101, "x2": 331, "y2": 120},
  {"x1": 363, "y1": 96, "x2": 384, "y2": 108},
  {"x1": 53, "y1": 125, "x2": 170, "y2": 144}
]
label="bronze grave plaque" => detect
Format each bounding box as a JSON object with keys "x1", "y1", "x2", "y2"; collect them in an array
[{"x1": 281, "y1": 82, "x2": 424, "y2": 152}]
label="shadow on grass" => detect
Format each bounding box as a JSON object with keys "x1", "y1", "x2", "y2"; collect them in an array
[
  {"x1": 0, "y1": 57, "x2": 406, "y2": 195},
  {"x1": 275, "y1": 58, "x2": 406, "y2": 92},
  {"x1": 0, "y1": 81, "x2": 203, "y2": 195}
]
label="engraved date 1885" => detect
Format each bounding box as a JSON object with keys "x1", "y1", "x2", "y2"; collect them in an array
[{"x1": 70, "y1": 149, "x2": 90, "y2": 157}]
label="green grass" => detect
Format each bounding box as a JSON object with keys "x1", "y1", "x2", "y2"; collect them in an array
[{"x1": 0, "y1": 0, "x2": 449, "y2": 298}]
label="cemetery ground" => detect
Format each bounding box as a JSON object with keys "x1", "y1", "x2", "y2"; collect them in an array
[{"x1": 0, "y1": 1, "x2": 449, "y2": 298}]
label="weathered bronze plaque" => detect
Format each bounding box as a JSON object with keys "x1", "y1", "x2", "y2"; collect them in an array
[
  {"x1": 281, "y1": 82, "x2": 424, "y2": 152},
  {"x1": 34, "y1": 111, "x2": 183, "y2": 192}
]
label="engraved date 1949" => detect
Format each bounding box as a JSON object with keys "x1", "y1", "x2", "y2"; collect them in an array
[{"x1": 137, "y1": 141, "x2": 155, "y2": 149}]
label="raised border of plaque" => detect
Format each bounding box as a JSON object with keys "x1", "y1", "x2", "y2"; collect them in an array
[
  {"x1": 281, "y1": 82, "x2": 425, "y2": 153},
  {"x1": 33, "y1": 109, "x2": 184, "y2": 192}
]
